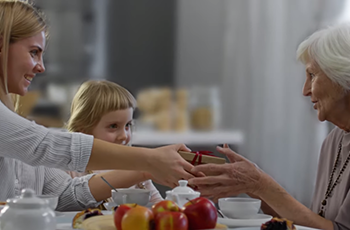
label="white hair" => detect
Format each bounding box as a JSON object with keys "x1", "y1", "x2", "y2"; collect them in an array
[{"x1": 296, "y1": 23, "x2": 350, "y2": 90}]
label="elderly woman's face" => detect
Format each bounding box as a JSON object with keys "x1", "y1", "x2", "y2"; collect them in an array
[{"x1": 302, "y1": 59, "x2": 345, "y2": 122}]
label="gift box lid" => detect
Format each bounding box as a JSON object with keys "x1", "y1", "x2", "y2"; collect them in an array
[{"x1": 178, "y1": 151, "x2": 226, "y2": 164}]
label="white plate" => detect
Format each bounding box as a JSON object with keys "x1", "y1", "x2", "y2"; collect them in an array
[
  {"x1": 56, "y1": 211, "x2": 112, "y2": 224},
  {"x1": 56, "y1": 212, "x2": 79, "y2": 224},
  {"x1": 295, "y1": 225, "x2": 321, "y2": 230},
  {"x1": 230, "y1": 225, "x2": 321, "y2": 230},
  {"x1": 55, "y1": 211, "x2": 65, "y2": 217},
  {"x1": 217, "y1": 214, "x2": 272, "y2": 227},
  {"x1": 56, "y1": 223, "x2": 75, "y2": 230}
]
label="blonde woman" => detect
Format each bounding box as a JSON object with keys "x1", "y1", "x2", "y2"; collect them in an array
[
  {"x1": 0, "y1": 0, "x2": 195, "y2": 210},
  {"x1": 67, "y1": 80, "x2": 163, "y2": 205}
]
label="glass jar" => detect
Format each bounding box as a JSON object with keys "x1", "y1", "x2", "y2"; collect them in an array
[{"x1": 189, "y1": 86, "x2": 221, "y2": 131}]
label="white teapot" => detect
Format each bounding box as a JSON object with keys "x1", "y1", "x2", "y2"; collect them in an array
[
  {"x1": 165, "y1": 180, "x2": 200, "y2": 207},
  {"x1": 0, "y1": 188, "x2": 56, "y2": 230}
]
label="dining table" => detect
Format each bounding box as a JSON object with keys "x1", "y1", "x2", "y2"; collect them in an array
[{"x1": 55, "y1": 211, "x2": 321, "y2": 230}]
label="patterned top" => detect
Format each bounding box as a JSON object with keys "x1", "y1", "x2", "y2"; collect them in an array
[{"x1": 0, "y1": 101, "x2": 100, "y2": 211}]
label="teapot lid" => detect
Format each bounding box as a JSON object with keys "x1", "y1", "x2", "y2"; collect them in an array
[
  {"x1": 171, "y1": 180, "x2": 198, "y2": 194},
  {"x1": 7, "y1": 189, "x2": 48, "y2": 209}
]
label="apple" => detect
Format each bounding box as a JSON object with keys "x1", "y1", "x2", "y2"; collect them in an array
[
  {"x1": 113, "y1": 203, "x2": 138, "y2": 230},
  {"x1": 183, "y1": 197, "x2": 217, "y2": 230},
  {"x1": 152, "y1": 200, "x2": 181, "y2": 217},
  {"x1": 155, "y1": 211, "x2": 188, "y2": 230},
  {"x1": 122, "y1": 206, "x2": 154, "y2": 230}
]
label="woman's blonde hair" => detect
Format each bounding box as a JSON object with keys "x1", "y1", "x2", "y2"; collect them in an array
[
  {"x1": 0, "y1": 0, "x2": 48, "y2": 108},
  {"x1": 67, "y1": 80, "x2": 137, "y2": 133}
]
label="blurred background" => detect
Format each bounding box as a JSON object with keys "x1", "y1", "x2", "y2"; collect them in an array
[{"x1": 22, "y1": 0, "x2": 350, "y2": 204}]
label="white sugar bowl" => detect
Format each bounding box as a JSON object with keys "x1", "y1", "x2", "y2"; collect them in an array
[
  {"x1": 165, "y1": 180, "x2": 200, "y2": 207},
  {"x1": 0, "y1": 188, "x2": 56, "y2": 230}
]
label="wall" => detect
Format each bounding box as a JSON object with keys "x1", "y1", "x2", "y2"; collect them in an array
[{"x1": 174, "y1": 0, "x2": 226, "y2": 87}]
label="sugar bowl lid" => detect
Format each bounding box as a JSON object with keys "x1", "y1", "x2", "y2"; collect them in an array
[
  {"x1": 171, "y1": 180, "x2": 198, "y2": 194},
  {"x1": 7, "y1": 189, "x2": 48, "y2": 209}
]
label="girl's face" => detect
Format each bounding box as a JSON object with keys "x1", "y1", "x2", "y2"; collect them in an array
[
  {"x1": 0, "y1": 31, "x2": 46, "y2": 96},
  {"x1": 91, "y1": 108, "x2": 133, "y2": 145}
]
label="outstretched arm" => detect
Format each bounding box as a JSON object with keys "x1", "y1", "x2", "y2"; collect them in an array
[{"x1": 188, "y1": 145, "x2": 333, "y2": 230}]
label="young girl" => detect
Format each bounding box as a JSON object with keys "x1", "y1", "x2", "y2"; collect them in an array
[{"x1": 66, "y1": 80, "x2": 163, "y2": 204}]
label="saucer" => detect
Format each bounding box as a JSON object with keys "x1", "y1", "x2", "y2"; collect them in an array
[
  {"x1": 217, "y1": 214, "x2": 272, "y2": 227},
  {"x1": 229, "y1": 225, "x2": 320, "y2": 230},
  {"x1": 103, "y1": 201, "x2": 154, "y2": 210}
]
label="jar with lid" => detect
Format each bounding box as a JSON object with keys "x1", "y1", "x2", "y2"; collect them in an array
[
  {"x1": 0, "y1": 189, "x2": 56, "y2": 230},
  {"x1": 165, "y1": 180, "x2": 200, "y2": 207}
]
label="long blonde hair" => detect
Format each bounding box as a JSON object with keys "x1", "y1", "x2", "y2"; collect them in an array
[
  {"x1": 67, "y1": 80, "x2": 137, "y2": 134},
  {"x1": 0, "y1": 0, "x2": 48, "y2": 109}
]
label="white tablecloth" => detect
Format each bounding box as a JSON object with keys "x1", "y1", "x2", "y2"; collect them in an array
[{"x1": 55, "y1": 211, "x2": 319, "y2": 230}]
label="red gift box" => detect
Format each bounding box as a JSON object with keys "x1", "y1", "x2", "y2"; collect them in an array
[{"x1": 178, "y1": 151, "x2": 226, "y2": 165}]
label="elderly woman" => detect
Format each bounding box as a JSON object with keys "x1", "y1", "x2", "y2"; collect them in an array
[{"x1": 188, "y1": 23, "x2": 350, "y2": 230}]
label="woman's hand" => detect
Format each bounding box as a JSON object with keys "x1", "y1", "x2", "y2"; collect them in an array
[
  {"x1": 188, "y1": 144, "x2": 267, "y2": 201},
  {"x1": 148, "y1": 144, "x2": 200, "y2": 188},
  {"x1": 89, "y1": 139, "x2": 202, "y2": 188}
]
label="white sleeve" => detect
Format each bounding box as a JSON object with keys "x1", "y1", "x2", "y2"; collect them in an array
[
  {"x1": 0, "y1": 101, "x2": 93, "y2": 172},
  {"x1": 144, "y1": 180, "x2": 164, "y2": 203},
  {"x1": 43, "y1": 167, "x2": 102, "y2": 211}
]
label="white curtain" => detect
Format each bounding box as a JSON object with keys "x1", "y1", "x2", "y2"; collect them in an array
[{"x1": 220, "y1": 0, "x2": 346, "y2": 206}]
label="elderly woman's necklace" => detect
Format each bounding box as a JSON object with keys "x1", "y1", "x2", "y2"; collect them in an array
[{"x1": 319, "y1": 137, "x2": 350, "y2": 217}]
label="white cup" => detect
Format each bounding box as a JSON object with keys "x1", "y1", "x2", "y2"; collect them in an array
[
  {"x1": 111, "y1": 189, "x2": 150, "y2": 206},
  {"x1": 37, "y1": 195, "x2": 59, "y2": 210},
  {"x1": 218, "y1": 197, "x2": 261, "y2": 219}
]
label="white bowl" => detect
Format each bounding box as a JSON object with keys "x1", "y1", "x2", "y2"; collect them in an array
[
  {"x1": 218, "y1": 197, "x2": 261, "y2": 219},
  {"x1": 37, "y1": 195, "x2": 58, "y2": 210},
  {"x1": 111, "y1": 189, "x2": 150, "y2": 206}
]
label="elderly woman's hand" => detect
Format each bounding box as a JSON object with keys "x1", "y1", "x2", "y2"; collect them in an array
[{"x1": 188, "y1": 144, "x2": 267, "y2": 201}]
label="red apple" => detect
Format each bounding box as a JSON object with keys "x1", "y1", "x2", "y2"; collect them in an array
[
  {"x1": 152, "y1": 200, "x2": 181, "y2": 217},
  {"x1": 183, "y1": 197, "x2": 217, "y2": 230},
  {"x1": 155, "y1": 211, "x2": 188, "y2": 230},
  {"x1": 113, "y1": 203, "x2": 138, "y2": 230}
]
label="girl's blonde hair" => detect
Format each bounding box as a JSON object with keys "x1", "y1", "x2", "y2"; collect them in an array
[
  {"x1": 0, "y1": 0, "x2": 48, "y2": 109},
  {"x1": 67, "y1": 80, "x2": 137, "y2": 133}
]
